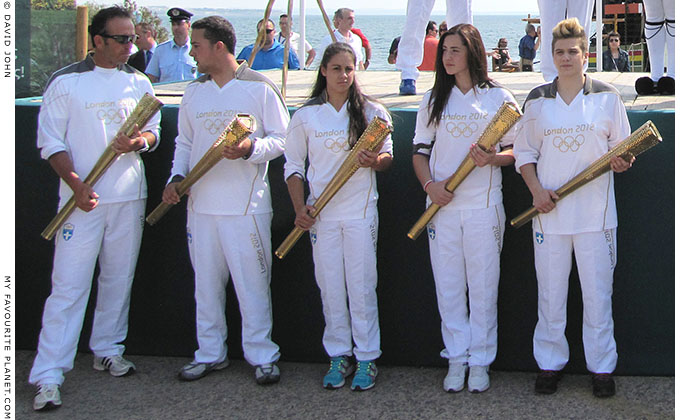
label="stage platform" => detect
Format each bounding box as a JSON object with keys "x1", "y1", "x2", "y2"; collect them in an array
[{"x1": 152, "y1": 70, "x2": 674, "y2": 111}]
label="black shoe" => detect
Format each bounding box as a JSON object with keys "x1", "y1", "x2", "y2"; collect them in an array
[
  {"x1": 657, "y1": 76, "x2": 675, "y2": 95},
  {"x1": 635, "y1": 76, "x2": 657, "y2": 96},
  {"x1": 592, "y1": 373, "x2": 616, "y2": 398},
  {"x1": 535, "y1": 370, "x2": 562, "y2": 394}
]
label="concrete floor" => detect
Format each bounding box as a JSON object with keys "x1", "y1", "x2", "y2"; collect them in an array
[{"x1": 15, "y1": 350, "x2": 674, "y2": 419}]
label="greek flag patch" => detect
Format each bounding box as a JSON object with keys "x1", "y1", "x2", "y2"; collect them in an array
[
  {"x1": 535, "y1": 231, "x2": 544, "y2": 244},
  {"x1": 187, "y1": 228, "x2": 192, "y2": 244},
  {"x1": 310, "y1": 229, "x2": 317, "y2": 245},
  {"x1": 427, "y1": 223, "x2": 436, "y2": 240},
  {"x1": 62, "y1": 223, "x2": 74, "y2": 241}
]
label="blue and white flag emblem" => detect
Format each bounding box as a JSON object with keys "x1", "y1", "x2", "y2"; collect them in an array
[
  {"x1": 427, "y1": 223, "x2": 436, "y2": 240},
  {"x1": 62, "y1": 223, "x2": 74, "y2": 241},
  {"x1": 310, "y1": 229, "x2": 317, "y2": 245},
  {"x1": 535, "y1": 231, "x2": 544, "y2": 244},
  {"x1": 187, "y1": 228, "x2": 192, "y2": 244}
]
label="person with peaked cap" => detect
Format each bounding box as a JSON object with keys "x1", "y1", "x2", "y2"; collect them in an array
[{"x1": 146, "y1": 7, "x2": 197, "y2": 83}]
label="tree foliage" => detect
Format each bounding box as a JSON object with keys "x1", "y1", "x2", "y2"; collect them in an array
[
  {"x1": 85, "y1": 0, "x2": 169, "y2": 43},
  {"x1": 30, "y1": 0, "x2": 75, "y2": 11}
]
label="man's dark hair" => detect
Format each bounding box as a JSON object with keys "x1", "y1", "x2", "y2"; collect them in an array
[
  {"x1": 191, "y1": 16, "x2": 237, "y2": 54},
  {"x1": 426, "y1": 21, "x2": 437, "y2": 35},
  {"x1": 256, "y1": 18, "x2": 275, "y2": 32},
  {"x1": 88, "y1": 6, "x2": 132, "y2": 44},
  {"x1": 279, "y1": 14, "x2": 288, "y2": 19}
]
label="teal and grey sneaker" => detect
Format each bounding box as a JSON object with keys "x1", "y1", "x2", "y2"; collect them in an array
[
  {"x1": 323, "y1": 356, "x2": 354, "y2": 389},
  {"x1": 351, "y1": 360, "x2": 377, "y2": 391}
]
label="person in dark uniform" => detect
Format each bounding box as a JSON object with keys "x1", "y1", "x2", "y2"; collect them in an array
[{"x1": 127, "y1": 22, "x2": 157, "y2": 74}]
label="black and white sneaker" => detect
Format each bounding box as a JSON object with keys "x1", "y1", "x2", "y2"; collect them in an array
[{"x1": 93, "y1": 355, "x2": 136, "y2": 377}]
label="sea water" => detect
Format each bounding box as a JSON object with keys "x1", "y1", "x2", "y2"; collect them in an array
[{"x1": 150, "y1": 8, "x2": 537, "y2": 72}]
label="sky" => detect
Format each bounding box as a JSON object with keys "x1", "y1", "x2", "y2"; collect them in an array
[{"x1": 83, "y1": 0, "x2": 541, "y2": 15}]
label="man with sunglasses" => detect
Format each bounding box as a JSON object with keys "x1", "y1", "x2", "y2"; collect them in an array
[
  {"x1": 146, "y1": 7, "x2": 197, "y2": 83},
  {"x1": 30, "y1": 6, "x2": 161, "y2": 411},
  {"x1": 237, "y1": 18, "x2": 299, "y2": 70}
]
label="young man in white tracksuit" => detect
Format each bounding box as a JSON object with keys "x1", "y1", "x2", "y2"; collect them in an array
[
  {"x1": 31, "y1": 6, "x2": 161, "y2": 411},
  {"x1": 513, "y1": 18, "x2": 632, "y2": 398},
  {"x1": 162, "y1": 16, "x2": 288, "y2": 385}
]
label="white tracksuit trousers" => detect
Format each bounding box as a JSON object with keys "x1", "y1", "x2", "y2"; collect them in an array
[
  {"x1": 428, "y1": 204, "x2": 505, "y2": 367},
  {"x1": 311, "y1": 212, "x2": 382, "y2": 362},
  {"x1": 187, "y1": 211, "x2": 280, "y2": 366},
  {"x1": 643, "y1": 0, "x2": 675, "y2": 81},
  {"x1": 396, "y1": 0, "x2": 472, "y2": 80},
  {"x1": 29, "y1": 199, "x2": 145, "y2": 386},
  {"x1": 532, "y1": 227, "x2": 618, "y2": 373},
  {"x1": 537, "y1": 0, "x2": 595, "y2": 82}
]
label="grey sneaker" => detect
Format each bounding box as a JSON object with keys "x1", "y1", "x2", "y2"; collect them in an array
[
  {"x1": 467, "y1": 365, "x2": 490, "y2": 393},
  {"x1": 33, "y1": 384, "x2": 61, "y2": 411},
  {"x1": 178, "y1": 359, "x2": 229, "y2": 381},
  {"x1": 255, "y1": 363, "x2": 280, "y2": 385},
  {"x1": 93, "y1": 355, "x2": 136, "y2": 377}
]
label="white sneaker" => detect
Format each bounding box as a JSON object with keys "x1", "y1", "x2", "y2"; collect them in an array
[
  {"x1": 93, "y1": 355, "x2": 136, "y2": 377},
  {"x1": 443, "y1": 363, "x2": 467, "y2": 392},
  {"x1": 33, "y1": 384, "x2": 61, "y2": 411},
  {"x1": 468, "y1": 365, "x2": 490, "y2": 393}
]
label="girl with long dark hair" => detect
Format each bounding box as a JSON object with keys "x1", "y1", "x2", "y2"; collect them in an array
[
  {"x1": 412, "y1": 24, "x2": 518, "y2": 393},
  {"x1": 283, "y1": 42, "x2": 393, "y2": 391}
]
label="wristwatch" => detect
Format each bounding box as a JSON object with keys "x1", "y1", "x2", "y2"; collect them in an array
[{"x1": 136, "y1": 137, "x2": 150, "y2": 154}]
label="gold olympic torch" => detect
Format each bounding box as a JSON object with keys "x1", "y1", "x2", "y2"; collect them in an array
[
  {"x1": 146, "y1": 114, "x2": 256, "y2": 226},
  {"x1": 41, "y1": 92, "x2": 163, "y2": 240},
  {"x1": 510, "y1": 120, "x2": 662, "y2": 229},
  {"x1": 274, "y1": 116, "x2": 393, "y2": 259},
  {"x1": 407, "y1": 101, "x2": 522, "y2": 240}
]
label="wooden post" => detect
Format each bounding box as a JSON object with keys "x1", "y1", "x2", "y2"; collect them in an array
[{"x1": 76, "y1": 6, "x2": 89, "y2": 61}]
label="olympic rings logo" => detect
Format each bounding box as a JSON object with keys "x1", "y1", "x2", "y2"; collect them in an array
[
  {"x1": 96, "y1": 108, "x2": 126, "y2": 125},
  {"x1": 445, "y1": 122, "x2": 478, "y2": 138},
  {"x1": 552, "y1": 134, "x2": 585, "y2": 152},
  {"x1": 324, "y1": 137, "x2": 349, "y2": 153},
  {"x1": 204, "y1": 118, "x2": 231, "y2": 135}
]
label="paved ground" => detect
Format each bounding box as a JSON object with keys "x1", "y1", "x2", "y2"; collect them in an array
[{"x1": 15, "y1": 350, "x2": 674, "y2": 419}]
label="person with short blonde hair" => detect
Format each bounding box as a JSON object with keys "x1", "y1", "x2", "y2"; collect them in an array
[
  {"x1": 514, "y1": 17, "x2": 633, "y2": 398},
  {"x1": 550, "y1": 16, "x2": 588, "y2": 54}
]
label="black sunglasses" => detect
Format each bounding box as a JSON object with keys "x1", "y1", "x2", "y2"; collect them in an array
[
  {"x1": 100, "y1": 33, "x2": 138, "y2": 44},
  {"x1": 265, "y1": 28, "x2": 274, "y2": 33}
]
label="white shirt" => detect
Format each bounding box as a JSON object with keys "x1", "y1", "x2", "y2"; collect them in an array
[
  {"x1": 513, "y1": 76, "x2": 631, "y2": 234},
  {"x1": 171, "y1": 74, "x2": 289, "y2": 215},
  {"x1": 315, "y1": 30, "x2": 364, "y2": 68},
  {"x1": 278, "y1": 31, "x2": 312, "y2": 54},
  {"x1": 37, "y1": 55, "x2": 161, "y2": 208},
  {"x1": 413, "y1": 84, "x2": 518, "y2": 210},
  {"x1": 284, "y1": 96, "x2": 393, "y2": 221}
]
